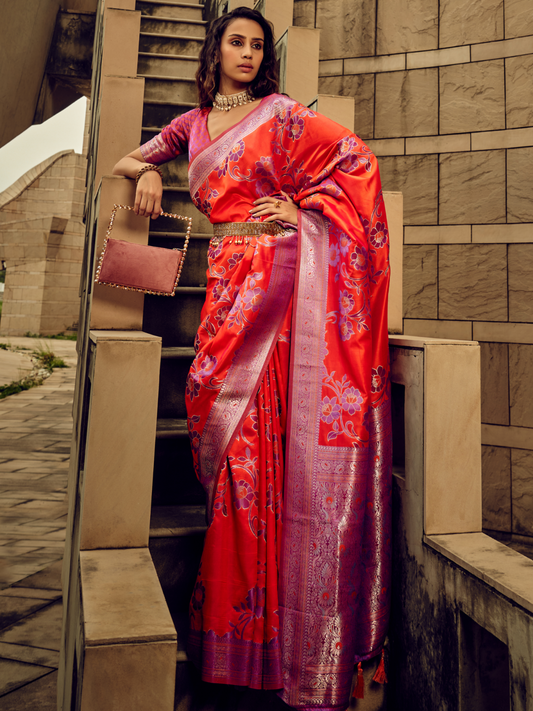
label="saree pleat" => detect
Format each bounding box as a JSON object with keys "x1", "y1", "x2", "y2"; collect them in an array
[
  {"x1": 140, "y1": 94, "x2": 392, "y2": 710},
  {"x1": 188, "y1": 318, "x2": 291, "y2": 689}
]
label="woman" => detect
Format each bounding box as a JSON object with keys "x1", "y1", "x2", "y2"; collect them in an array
[{"x1": 113, "y1": 7, "x2": 392, "y2": 710}]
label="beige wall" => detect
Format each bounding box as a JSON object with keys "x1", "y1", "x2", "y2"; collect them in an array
[
  {"x1": 294, "y1": 0, "x2": 533, "y2": 539},
  {"x1": 0, "y1": 0, "x2": 97, "y2": 148}
]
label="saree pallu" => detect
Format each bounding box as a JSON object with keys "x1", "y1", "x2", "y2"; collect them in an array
[{"x1": 145, "y1": 94, "x2": 392, "y2": 710}]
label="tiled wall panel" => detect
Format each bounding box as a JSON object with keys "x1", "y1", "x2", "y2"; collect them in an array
[{"x1": 310, "y1": 0, "x2": 533, "y2": 536}]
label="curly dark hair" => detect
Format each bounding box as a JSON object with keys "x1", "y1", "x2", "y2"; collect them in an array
[{"x1": 196, "y1": 7, "x2": 279, "y2": 108}]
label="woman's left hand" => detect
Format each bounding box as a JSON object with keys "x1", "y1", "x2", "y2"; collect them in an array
[{"x1": 249, "y1": 191, "x2": 298, "y2": 226}]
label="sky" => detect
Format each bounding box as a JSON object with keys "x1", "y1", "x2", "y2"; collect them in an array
[{"x1": 0, "y1": 97, "x2": 88, "y2": 193}]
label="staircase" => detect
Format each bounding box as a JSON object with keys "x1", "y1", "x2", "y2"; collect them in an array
[
  {"x1": 135, "y1": 2, "x2": 230, "y2": 707},
  {"x1": 135, "y1": 5, "x2": 294, "y2": 708}
]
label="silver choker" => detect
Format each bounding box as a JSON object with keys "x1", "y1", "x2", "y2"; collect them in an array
[{"x1": 213, "y1": 89, "x2": 254, "y2": 112}]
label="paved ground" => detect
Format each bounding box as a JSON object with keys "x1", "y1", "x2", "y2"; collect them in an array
[{"x1": 0, "y1": 337, "x2": 77, "y2": 709}]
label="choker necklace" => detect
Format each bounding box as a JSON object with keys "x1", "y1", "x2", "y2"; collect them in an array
[{"x1": 213, "y1": 89, "x2": 254, "y2": 112}]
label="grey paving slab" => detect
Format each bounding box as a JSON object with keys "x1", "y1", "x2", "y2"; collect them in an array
[
  {"x1": 0, "y1": 600, "x2": 62, "y2": 652},
  {"x1": 0, "y1": 657, "x2": 52, "y2": 696},
  {"x1": 9, "y1": 502, "x2": 67, "y2": 516},
  {"x1": 0, "y1": 588, "x2": 60, "y2": 601},
  {"x1": 0, "y1": 596, "x2": 52, "y2": 631},
  {"x1": 0, "y1": 493, "x2": 66, "y2": 502},
  {"x1": 12, "y1": 562, "x2": 62, "y2": 591},
  {"x1": 0, "y1": 546, "x2": 42, "y2": 557},
  {"x1": 15, "y1": 542, "x2": 65, "y2": 551},
  {"x1": 35, "y1": 530, "x2": 66, "y2": 541},
  {"x1": 0, "y1": 461, "x2": 45, "y2": 471},
  {"x1": 0, "y1": 666, "x2": 57, "y2": 711},
  {"x1": 0, "y1": 515, "x2": 36, "y2": 524},
  {"x1": 0, "y1": 641, "x2": 59, "y2": 668},
  {"x1": 1, "y1": 567, "x2": 52, "y2": 590},
  {"x1": 0, "y1": 473, "x2": 45, "y2": 481},
  {"x1": 0, "y1": 528, "x2": 58, "y2": 539}
]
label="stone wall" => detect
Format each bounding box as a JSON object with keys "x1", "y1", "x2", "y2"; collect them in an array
[
  {"x1": 294, "y1": 0, "x2": 533, "y2": 540},
  {"x1": 0, "y1": 150, "x2": 86, "y2": 335}
]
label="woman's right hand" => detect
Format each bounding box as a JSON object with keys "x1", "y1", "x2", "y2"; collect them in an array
[
  {"x1": 112, "y1": 148, "x2": 164, "y2": 219},
  {"x1": 134, "y1": 170, "x2": 163, "y2": 219}
]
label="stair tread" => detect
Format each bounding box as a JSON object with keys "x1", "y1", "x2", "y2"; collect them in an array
[
  {"x1": 156, "y1": 417, "x2": 188, "y2": 439},
  {"x1": 161, "y1": 346, "x2": 196, "y2": 358},
  {"x1": 139, "y1": 0, "x2": 203, "y2": 6},
  {"x1": 143, "y1": 98, "x2": 197, "y2": 106},
  {"x1": 149, "y1": 231, "x2": 211, "y2": 238},
  {"x1": 141, "y1": 73, "x2": 196, "y2": 82},
  {"x1": 150, "y1": 504, "x2": 207, "y2": 537},
  {"x1": 141, "y1": 15, "x2": 206, "y2": 24},
  {"x1": 175, "y1": 286, "x2": 207, "y2": 293},
  {"x1": 170, "y1": 610, "x2": 190, "y2": 655},
  {"x1": 140, "y1": 31, "x2": 205, "y2": 40},
  {"x1": 138, "y1": 51, "x2": 199, "y2": 60}
]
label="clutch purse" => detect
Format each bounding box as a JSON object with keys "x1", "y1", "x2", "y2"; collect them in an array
[{"x1": 94, "y1": 203, "x2": 192, "y2": 296}]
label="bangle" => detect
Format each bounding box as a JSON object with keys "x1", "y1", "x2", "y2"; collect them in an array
[{"x1": 136, "y1": 164, "x2": 163, "y2": 185}]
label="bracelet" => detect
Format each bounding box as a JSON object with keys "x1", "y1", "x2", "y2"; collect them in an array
[{"x1": 136, "y1": 164, "x2": 163, "y2": 185}]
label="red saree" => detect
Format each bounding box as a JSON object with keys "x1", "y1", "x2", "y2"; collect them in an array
[{"x1": 140, "y1": 94, "x2": 392, "y2": 710}]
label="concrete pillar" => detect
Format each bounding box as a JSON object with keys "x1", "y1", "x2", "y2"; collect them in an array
[
  {"x1": 311, "y1": 94, "x2": 355, "y2": 132},
  {"x1": 384, "y1": 191, "x2": 403, "y2": 335},
  {"x1": 80, "y1": 331, "x2": 161, "y2": 550},
  {"x1": 258, "y1": 0, "x2": 294, "y2": 42},
  {"x1": 277, "y1": 26, "x2": 320, "y2": 107}
]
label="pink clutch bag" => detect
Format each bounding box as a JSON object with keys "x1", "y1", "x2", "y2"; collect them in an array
[{"x1": 94, "y1": 204, "x2": 192, "y2": 296}]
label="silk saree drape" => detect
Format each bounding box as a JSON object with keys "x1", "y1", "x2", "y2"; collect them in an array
[{"x1": 140, "y1": 94, "x2": 392, "y2": 710}]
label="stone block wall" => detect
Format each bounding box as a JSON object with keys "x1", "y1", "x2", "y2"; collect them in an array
[
  {"x1": 294, "y1": 0, "x2": 533, "y2": 539},
  {"x1": 0, "y1": 150, "x2": 86, "y2": 335}
]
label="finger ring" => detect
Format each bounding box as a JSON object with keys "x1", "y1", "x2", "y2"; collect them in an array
[{"x1": 274, "y1": 200, "x2": 281, "y2": 208}]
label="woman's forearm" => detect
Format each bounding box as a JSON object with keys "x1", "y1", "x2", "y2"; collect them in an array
[
  {"x1": 112, "y1": 147, "x2": 163, "y2": 218},
  {"x1": 112, "y1": 148, "x2": 147, "y2": 179}
]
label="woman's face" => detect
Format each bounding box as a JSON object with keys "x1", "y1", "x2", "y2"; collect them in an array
[{"x1": 217, "y1": 18, "x2": 264, "y2": 93}]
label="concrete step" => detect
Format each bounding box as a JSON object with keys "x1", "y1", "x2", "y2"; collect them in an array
[
  {"x1": 150, "y1": 504, "x2": 207, "y2": 537},
  {"x1": 144, "y1": 287, "x2": 203, "y2": 347},
  {"x1": 172, "y1": 681, "x2": 294, "y2": 711},
  {"x1": 149, "y1": 504, "x2": 206, "y2": 619},
  {"x1": 160, "y1": 189, "x2": 212, "y2": 232},
  {"x1": 143, "y1": 100, "x2": 197, "y2": 129},
  {"x1": 157, "y1": 350, "x2": 196, "y2": 419},
  {"x1": 149, "y1": 506, "x2": 205, "y2": 662},
  {"x1": 138, "y1": 0, "x2": 204, "y2": 20},
  {"x1": 143, "y1": 75, "x2": 198, "y2": 104},
  {"x1": 140, "y1": 17, "x2": 206, "y2": 37},
  {"x1": 138, "y1": 52, "x2": 199, "y2": 79},
  {"x1": 161, "y1": 346, "x2": 197, "y2": 358},
  {"x1": 147, "y1": 152, "x2": 189, "y2": 184},
  {"x1": 139, "y1": 33, "x2": 204, "y2": 56},
  {"x1": 156, "y1": 188, "x2": 211, "y2": 232},
  {"x1": 149, "y1": 232, "x2": 209, "y2": 287},
  {"x1": 157, "y1": 417, "x2": 189, "y2": 438}
]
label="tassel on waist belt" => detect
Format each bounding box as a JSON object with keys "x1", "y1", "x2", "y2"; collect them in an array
[{"x1": 210, "y1": 221, "x2": 284, "y2": 246}]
